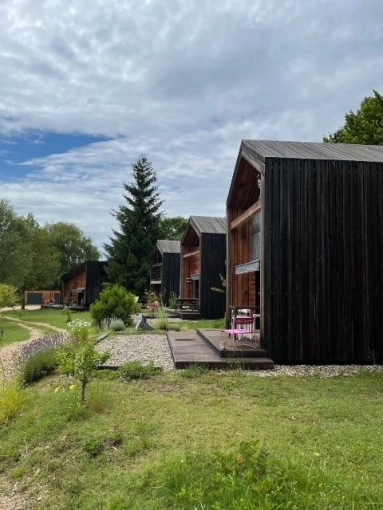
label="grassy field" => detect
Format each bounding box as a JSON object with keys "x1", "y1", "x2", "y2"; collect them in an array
[
  {"x1": 1, "y1": 309, "x2": 383, "y2": 508},
  {"x1": 2, "y1": 308, "x2": 92, "y2": 329},
  {"x1": 1, "y1": 368, "x2": 383, "y2": 509},
  {"x1": 0, "y1": 319, "x2": 30, "y2": 347}
]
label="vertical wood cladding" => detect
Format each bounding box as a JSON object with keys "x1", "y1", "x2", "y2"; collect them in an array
[
  {"x1": 200, "y1": 233, "x2": 226, "y2": 319},
  {"x1": 61, "y1": 261, "x2": 108, "y2": 307},
  {"x1": 181, "y1": 218, "x2": 226, "y2": 319},
  {"x1": 264, "y1": 158, "x2": 383, "y2": 363},
  {"x1": 161, "y1": 252, "x2": 180, "y2": 305}
]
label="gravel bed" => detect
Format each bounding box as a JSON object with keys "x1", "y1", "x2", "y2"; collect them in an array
[
  {"x1": 96, "y1": 332, "x2": 383, "y2": 378},
  {"x1": 97, "y1": 333, "x2": 175, "y2": 370},
  {"x1": 253, "y1": 364, "x2": 383, "y2": 377}
]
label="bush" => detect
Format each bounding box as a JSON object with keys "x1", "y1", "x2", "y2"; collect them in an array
[
  {"x1": 0, "y1": 376, "x2": 24, "y2": 425},
  {"x1": 20, "y1": 348, "x2": 57, "y2": 385},
  {"x1": 90, "y1": 286, "x2": 136, "y2": 327},
  {"x1": 57, "y1": 320, "x2": 110, "y2": 403},
  {"x1": 118, "y1": 360, "x2": 162, "y2": 380},
  {"x1": 16, "y1": 334, "x2": 68, "y2": 385},
  {"x1": 109, "y1": 319, "x2": 125, "y2": 331}
]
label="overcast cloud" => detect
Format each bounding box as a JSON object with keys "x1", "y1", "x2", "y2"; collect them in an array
[{"x1": 0, "y1": 0, "x2": 382, "y2": 253}]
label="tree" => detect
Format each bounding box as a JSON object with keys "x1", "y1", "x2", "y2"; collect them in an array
[
  {"x1": 159, "y1": 216, "x2": 188, "y2": 240},
  {"x1": 56, "y1": 320, "x2": 110, "y2": 403},
  {"x1": 0, "y1": 283, "x2": 18, "y2": 309},
  {"x1": 0, "y1": 199, "x2": 30, "y2": 288},
  {"x1": 44, "y1": 222, "x2": 100, "y2": 284},
  {"x1": 22, "y1": 217, "x2": 61, "y2": 291},
  {"x1": 324, "y1": 90, "x2": 383, "y2": 145},
  {"x1": 104, "y1": 155, "x2": 163, "y2": 296}
]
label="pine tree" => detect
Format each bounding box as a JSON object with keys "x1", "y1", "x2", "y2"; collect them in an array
[{"x1": 104, "y1": 155, "x2": 163, "y2": 296}]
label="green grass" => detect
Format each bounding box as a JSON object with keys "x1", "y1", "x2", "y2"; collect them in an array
[
  {"x1": 1, "y1": 370, "x2": 383, "y2": 508},
  {"x1": 181, "y1": 317, "x2": 226, "y2": 330},
  {"x1": 2, "y1": 308, "x2": 92, "y2": 330},
  {"x1": 0, "y1": 320, "x2": 31, "y2": 347}
]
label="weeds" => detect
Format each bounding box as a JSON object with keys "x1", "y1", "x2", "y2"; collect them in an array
[
  {"x1": 118, "y1": 360, "x2": 163, "y2": 380},
  {"x1": 0, "y1": 360, "x2": 25, "y2": 425}
]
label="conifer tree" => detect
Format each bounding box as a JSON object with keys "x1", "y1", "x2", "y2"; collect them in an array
[{"x1": 104, "y1": 155, "x2": 163, "y2": 296}]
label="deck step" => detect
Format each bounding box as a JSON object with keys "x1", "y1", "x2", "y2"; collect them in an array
[
  {"x1": 167, "y1": 331, "x2": 274, "y2": 370},
  {"x1": 197, "y1": 329, "x2": 268, "y2": 359}
]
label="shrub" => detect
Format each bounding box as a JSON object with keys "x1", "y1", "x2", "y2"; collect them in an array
[
  {"x1": 90, "y1": 285, "x2": 136, "y2": 327},
  {"x1": 20, "y1": 348, "x2": 57, "y2": 385},
  {"x1": 118, "y1": 360, "x2": 162, "y2": 380},
  {"x1": 109, "y1": 319, "x2": 125, "y2": 332},
  {"x1": 16, "y1": 334, "x2": 69, "y2": 385},
  {"x1": 0, "y1": 376, "x2": 24, "y2": 425},
  {"x1": 56, "y1": 323, "x2": 110, "y2": 403},
  {"x1": 0, "y1": 283, "x2": 18, "y2": 308},
  {"x1": 153, "y1": 305, "x2": 170, "y2": 330}
]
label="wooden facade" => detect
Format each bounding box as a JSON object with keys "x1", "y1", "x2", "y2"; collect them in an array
[
  {"x1": 61, "y1": 260, "x2": 108, "y2": 307},
  {"x1": 180, "y1": 216, "x2": 226, "y2": 319},
  {"x1": 227, "y1": 140, "x2": 383, "y2": 364},
  {"x1": 24, "y1": 290, "x2": 61, "y2": 306},
  {"x1": 150, "y1": 240, "x2": 181, "y2": 305}
]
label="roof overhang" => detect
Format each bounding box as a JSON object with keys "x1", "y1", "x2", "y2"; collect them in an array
[
  {"x1": 71, "y1": 287, "x2": 85, "y2": 293},
  {"x1": 235, "y1": 260, "x2": 259, "y2": 274}
]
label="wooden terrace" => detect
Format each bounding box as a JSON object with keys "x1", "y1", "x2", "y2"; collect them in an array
[{"x1": 167, "y1": 329, "x2": 274, "y2": 370}]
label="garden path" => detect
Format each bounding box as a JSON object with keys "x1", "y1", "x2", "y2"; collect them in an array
[{"x1": 0, "y1": 316, "x2": 65, "y2": 380}]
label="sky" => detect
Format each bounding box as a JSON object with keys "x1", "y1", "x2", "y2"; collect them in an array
[{"x1": 0, "y1": 0, "x2": 382, "y2": 255}]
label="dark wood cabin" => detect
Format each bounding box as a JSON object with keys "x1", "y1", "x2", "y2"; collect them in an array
[
  {"x1": 227, "y1": 140, "x2": 383, "y2": 364},
  {"x1": 150, "y1": 240, "x2": 181, "y2": 305},
  {"x1": 24, "y1": 290, "x2": 61, "y2": 306},
  {"x1": 180, "y1": 216, "x2": 226, "y2": 319},
  {"x1": 61, "y1": 260, "x2": 108, "y2": 307}
]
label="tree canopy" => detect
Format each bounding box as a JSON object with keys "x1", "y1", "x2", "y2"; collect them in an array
[
  {"x1": 159, "y1": 216, "x2": 188, "y2": 240},
  {"x1": 43, "y1": 222, "x2": 100, "y2": 284},
  {"x1": 323, "y1": 90, "x2": 383, "y2": 145},
  {"x1": 0, "y1": 199, "x2": 99, "y2": 296},
  {"x1": 104, "y1": 155, "x2": 164, "y2": 296}
]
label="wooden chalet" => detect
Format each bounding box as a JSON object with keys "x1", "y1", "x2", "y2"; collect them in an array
[
  {"x1": 180, "y1": 216, "x2": 226, "y2": 319},
  {"x1": 227, "y1": 140, "x2": 383, "y2": 364},
  {"x1": 24, "y1": 290, "x2": 61, "y2": 306},
  {"x1": 150, "y1": 240, "x2": 181, "y2": 305},
  {"x1": 61, "y1": 260, "x2": 108, "y2": 307}
]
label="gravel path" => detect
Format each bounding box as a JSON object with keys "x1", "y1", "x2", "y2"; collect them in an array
[
  {"x1": 0, "y1": 316, "x2": 65, "y2": 380},
  {"x1": 97, "y1": 333, "x2": 175, "y2": 370}
]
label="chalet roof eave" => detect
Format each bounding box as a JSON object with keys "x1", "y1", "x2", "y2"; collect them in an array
[
  {"x1": 226, "y1": 140, "x2": 265, "y2": 208},
  {"x1": 181, "y1": 216, "x2": 226, "y2": 243}
]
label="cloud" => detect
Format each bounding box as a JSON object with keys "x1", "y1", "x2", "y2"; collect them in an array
[{"x1": 0, "y1": 0, "x2": 382, "y2": 251}]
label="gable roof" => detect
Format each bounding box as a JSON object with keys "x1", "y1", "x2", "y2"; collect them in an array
[
  {"x1": 189, "y1": 216, "x2": 226, "y2": 236},
  {"x1": 157, "y1": 240, "x2": 181, "y2": 254},
  {"x1": 61, "y1": 260, "x2": 107, "y2": 280},
  {"x1": 241, "y1": 140, "x2": 383, "y2": 172}
]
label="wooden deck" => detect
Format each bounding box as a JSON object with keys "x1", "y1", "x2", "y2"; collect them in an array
[{"x1": 167, "y1": 329, "x2": 274, "y2": 370}]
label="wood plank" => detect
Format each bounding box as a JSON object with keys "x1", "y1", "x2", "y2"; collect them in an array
[
  {"x1": 230, "y1": 200, "x2": 262, "y2": 230},
  {"x1": 183, "y1": 249, "x2": 200, "y2": 258}
]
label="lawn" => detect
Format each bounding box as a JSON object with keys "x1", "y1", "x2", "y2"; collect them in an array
[
  {"x1": 2, "y1": 308, "x2": 92, "y2": 330},
  {"x1": 0, "y1": 319, "x2": 30, "y2": 347},
  {"x1": 1, "y1": 369, "x2": 383, "y2": 509}
]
